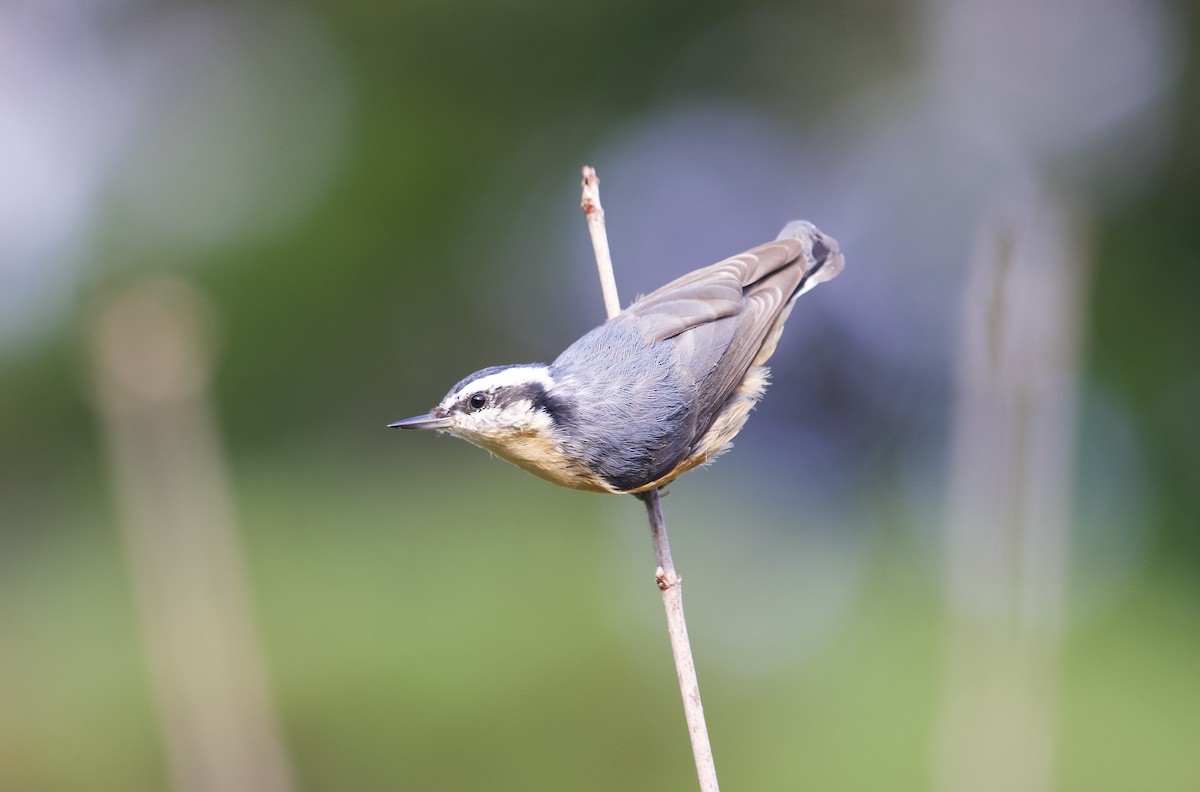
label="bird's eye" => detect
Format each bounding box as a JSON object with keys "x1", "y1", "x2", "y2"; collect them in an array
[{"x1": 468, "y1": 393, "x2": 488, "y2": 410}]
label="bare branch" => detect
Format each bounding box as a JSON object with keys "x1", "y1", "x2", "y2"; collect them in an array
[
  {"x1": 580, "y1": 166, "x2": 621, "y2": 320},
  {"x1": 642, "y1": 489, "x2": 719, "y2": 792},
  {"x1": 579, "y1": 166, "x2": 720, "y2": 792}
]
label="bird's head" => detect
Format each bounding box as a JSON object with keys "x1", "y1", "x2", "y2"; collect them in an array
[
  {"x1": 389, "y1": 364, "x2": 563, "y2": 448},
  {"x1": 390, "y1": 363, "x2": 610, "y2": 491}
]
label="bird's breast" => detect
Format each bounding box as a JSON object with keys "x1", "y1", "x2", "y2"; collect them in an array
[{"x1": 461, "y1": 429, "x2": 618, "y2": 493}]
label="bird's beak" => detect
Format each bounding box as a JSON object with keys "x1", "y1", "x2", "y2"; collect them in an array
[{"x1": 388, "y1": 412, "x2": 452, "y2": 430}]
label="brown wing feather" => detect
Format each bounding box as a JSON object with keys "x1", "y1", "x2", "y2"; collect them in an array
[
  {"x1": 688, "y1": 246, "x2": 807, "y2": 435},
  {"x1": 620, "y1": 237, "x2": 812, "y2": 465},
  {"x1": 624, "y1": 239, "x2": 806, "y2": 343}
]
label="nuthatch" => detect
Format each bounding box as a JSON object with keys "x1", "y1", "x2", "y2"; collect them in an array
[{"x1": 390, "y1": 221, "x2": 843, "y2": 494}]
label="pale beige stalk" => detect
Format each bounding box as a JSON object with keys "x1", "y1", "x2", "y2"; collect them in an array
[{"x1": 580, "y1": 165, "x2": 720, "y2": 792}]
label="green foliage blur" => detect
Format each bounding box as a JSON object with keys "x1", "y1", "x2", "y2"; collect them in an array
[{"x1": 1, "y1": 1, "x2": 1198, "y2": 790}]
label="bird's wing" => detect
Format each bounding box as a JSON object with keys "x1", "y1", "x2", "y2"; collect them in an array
[
  {"x1": 623, "y1": 238, "x2": 806, "y2": 343},
  {"x1": 624, "y1": 226, "x2": 841, "y2": 454},
  {"x1": 626, "y1": 237, "x2": 807, "y2": 395}
]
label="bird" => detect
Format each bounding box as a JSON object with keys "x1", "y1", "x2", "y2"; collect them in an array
[{"x1": 390, "y1": 220, "x2": 843, "y2": 495}]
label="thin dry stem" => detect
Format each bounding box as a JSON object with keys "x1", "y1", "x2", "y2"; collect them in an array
[
  {"x1": 580, "y1": 166, "x2": 622, "y2": 320},
  {"x1": 579, "y1": 165, "x2": 720, "y2": 792},
  {"x1": 642, "y1": 489, "x2": 719, "y2": 792}
]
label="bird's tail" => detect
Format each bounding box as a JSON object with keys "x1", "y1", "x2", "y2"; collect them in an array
[{"x1": 776, "y1": 220, "x2": 845, "y2": 297}]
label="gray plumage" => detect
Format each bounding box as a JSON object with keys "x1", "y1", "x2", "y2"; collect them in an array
[
  {"x1": 390, "y1": 220, "x2": 844, "y2": 494},
  {"x1": 548, "y1": 221, "x2": 842, "y2": 491}
]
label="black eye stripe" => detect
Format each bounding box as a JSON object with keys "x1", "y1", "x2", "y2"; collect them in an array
[{"x1": 460, "y1": 383, "x2": 556, "y2": 414}]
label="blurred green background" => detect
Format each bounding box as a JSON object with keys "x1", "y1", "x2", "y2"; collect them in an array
[{"x1": 2, "y1": 0, "x2": 1198, "y2": 790}]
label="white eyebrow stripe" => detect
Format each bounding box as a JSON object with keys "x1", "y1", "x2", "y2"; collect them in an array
[{"x1": 453, "y1": 366, "x2": 554, "y2": 396}]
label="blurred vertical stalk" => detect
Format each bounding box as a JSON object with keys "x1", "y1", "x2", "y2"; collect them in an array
[
  {"x1": 936, "y1": 188, "x2": 1089, "y2": 792},
  {"x1": 90, "y1": 278, "x2": 294, "y2": 792}
]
